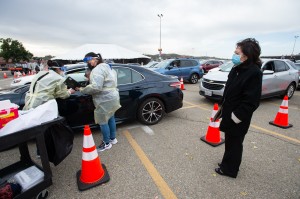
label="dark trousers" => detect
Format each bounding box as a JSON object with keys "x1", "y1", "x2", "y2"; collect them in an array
[{"x1": 220, "y1": 133, "x2": 246, "y2": 177}]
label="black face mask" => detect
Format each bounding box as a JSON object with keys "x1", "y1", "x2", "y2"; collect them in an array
[{"x1": 87, "y1": 63, "x2": 93, "y2": 70}]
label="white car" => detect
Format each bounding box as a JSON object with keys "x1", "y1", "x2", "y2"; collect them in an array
[
  {"x1": 199, "y1": 59, "x2": 299, "y2": 100},
  {"x1": 10, "y1": 63, "x2": 85, "y2": 88},
  {"x1": 10, "y1": 75, "x2": 35, "y2": 88}
]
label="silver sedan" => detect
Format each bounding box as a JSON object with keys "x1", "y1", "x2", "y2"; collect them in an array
[{"x1": 199, "y1": 59, "x2": 299, "y2": 100}]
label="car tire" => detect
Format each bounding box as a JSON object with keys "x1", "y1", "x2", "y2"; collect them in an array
[
  {"x1": 283, "y1": 83, "x2": 296, "y2": 99},
  {"x1": 189, "y1": 73, "x2": 199, "y2": 84},
  {"x1": 137, "y1": 98, "x2": 165, "y2": 125}
]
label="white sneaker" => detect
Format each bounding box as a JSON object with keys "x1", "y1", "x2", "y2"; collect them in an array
[
  {"x1": 97, "y1": 141, "x2": 112, "y2": 152},
  {"x1": 110, "y1": 138, "x2": 118, "y2": 145}
]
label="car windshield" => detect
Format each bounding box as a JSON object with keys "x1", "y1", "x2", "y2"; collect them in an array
[
  {"x1": 144, "y1": 61, "x2": 158, "y2": 68},
  {"x1": 219, "y1": 62, "x2": 235, "y2": 72},
  {"x1": 152, "y1": 59, "x2": 174, "y2": 68}
]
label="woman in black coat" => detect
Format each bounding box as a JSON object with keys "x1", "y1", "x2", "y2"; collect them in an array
[{"x1": 215, "y1": 38, "x2": 263, "y2": 178}]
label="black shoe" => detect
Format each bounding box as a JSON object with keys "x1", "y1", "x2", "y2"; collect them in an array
[
  {"x1": 215, "y1": 168, "x2": 236, "y2": 178},
  {"x1": 218, "y1": 163, "x2": 222, "y2": 167}
]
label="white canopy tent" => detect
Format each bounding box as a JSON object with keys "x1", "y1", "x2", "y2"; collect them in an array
[{"x1": 53, "y1": 44, "x2": 150, "y2": 61}]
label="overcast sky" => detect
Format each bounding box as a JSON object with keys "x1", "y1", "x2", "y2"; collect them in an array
[{"x1": 1, "y1": 0, "x2": 300, "y2": 59}]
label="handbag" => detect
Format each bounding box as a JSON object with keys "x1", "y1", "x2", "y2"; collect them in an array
[{"x1": 44, "y1": 121, "x2": 74, "y2": 166}]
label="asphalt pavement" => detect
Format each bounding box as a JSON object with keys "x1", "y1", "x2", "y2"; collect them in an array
[{"x1": 1, "y1": 82, "x2": 300, "y2": 199}]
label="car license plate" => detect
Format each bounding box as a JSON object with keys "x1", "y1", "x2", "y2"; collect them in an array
[{"x1": 205, "y1": 90, "x2": 212, "y2": 96}]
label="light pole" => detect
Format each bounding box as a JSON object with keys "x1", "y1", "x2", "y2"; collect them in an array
[
  {"x1": 158, "y1": 14, "x2": 163, "y2": 60},
  {"x1": 291, "y1": 35, "x2": 299, "y2": 56}
]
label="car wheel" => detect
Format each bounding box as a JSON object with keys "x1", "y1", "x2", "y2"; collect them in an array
[
  {"x1": 137, "y1": 98, "x2": 165, "y2": 125},
  {"x1": 284, "y1": 83, "x2": 296, "y2": 99},
  {"x1": 189, "y1": 73, "x2": 199, "y2": 84}
]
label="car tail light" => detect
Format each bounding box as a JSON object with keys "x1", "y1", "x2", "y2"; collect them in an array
[{"x1": 169, "y1": 82, "x2": 181, "y2": 88}]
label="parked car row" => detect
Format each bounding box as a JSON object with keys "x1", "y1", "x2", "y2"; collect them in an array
[
  {"x1": 199, "y1": 59, "x2": 299, "y2": 101},
  {"x1": 1, "y1": 64, "x2": 183, "y2": 129}
]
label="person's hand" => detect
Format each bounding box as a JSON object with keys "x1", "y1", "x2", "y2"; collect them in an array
[
  {"x1": 74, "y1": 87, "x2": 81, "y2": 91},
  {"x1": 68, "y1": 88, "x2": 75, "y2": 94}
]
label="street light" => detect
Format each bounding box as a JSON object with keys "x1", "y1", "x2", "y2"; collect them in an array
[
  {"x1": 158, "y1": 14, "x2": 163, "y2": 60},
  {"x1": 291, "y1": 35, "x2": 299, "y2": 56}
]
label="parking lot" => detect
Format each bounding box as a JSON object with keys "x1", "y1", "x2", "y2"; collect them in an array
[{"x1": 1, "y1": 80, "x2": 300, "y2": 198}]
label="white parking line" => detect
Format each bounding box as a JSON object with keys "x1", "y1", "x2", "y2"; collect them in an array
[
  {"x1": 119, "y1": 125, "x2": 154, "y2": 135},
  {"x1": 141, "y1": 126, "x2": 154, "y2": 135}
]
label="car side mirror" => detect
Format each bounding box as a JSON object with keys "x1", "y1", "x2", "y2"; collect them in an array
[{"x1": 263, "y1": 70, "x2": 274, "y2": 75}]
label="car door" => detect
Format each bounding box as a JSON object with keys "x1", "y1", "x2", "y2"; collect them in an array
[
  {"x1": 59, "y1": 69, "x2": 95, "y2": 127},
  {"x1": 114, "y1": 66, "x2": 145, "y2": 122},
  {"x1": 273, "y1": 60, "x2": 292, "y2": 92},
  {"x1": 162, "y1": 60, "x2": 182, "y2": 77},
  {"x1": 180, "y1": 60, "x2": 195, "y2": 79},
  {"x1": 261, "y1": 61, "x2": 277, "y2": 96}
]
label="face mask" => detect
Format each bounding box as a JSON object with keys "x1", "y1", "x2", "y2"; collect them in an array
[
  {"x1": 232, "y1": 54, "x2": 242, "y2": 65},
  {"x1": 87, "y1": 63, "x2": 93, "y2": 70}
]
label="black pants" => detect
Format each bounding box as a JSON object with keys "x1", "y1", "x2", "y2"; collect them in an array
[{"x1": 220, "y1": 133, "x2": 245, "y2": 177}]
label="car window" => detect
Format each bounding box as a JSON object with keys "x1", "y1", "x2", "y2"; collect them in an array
[
  {"x1": 294, "y1": 63, "x2": 300, "y2": 70},
  {"x1": 115, "y1": 67, "x2": 144, "y2": 85},
  {"x1": 274, "y1": 60, "x2": 289, "y2": 72},
  {"x1": 287, "y1": 60, "x2": 299, "y2": 70},
  {"x1": 66, "y1": 69, "x2": 87, "y2": 82},
  {"x1": 152, "y1": 59, "x2": 173, "y2": 68},
  {"x1": 191, "y1": 60, "x2": 198, "y2": 66},
  {"x1": 132, "y1": 70, "x2": 144, "y2": 82},
  {"x1": 262, "y1": 61, "x2": 275, "y2": 71},
  {"x1": 14, "y1": 86, "x2": 29, "y2": 94},
  {"x1": 180, "y1": 60, "x2": 193, "y2": 67}
]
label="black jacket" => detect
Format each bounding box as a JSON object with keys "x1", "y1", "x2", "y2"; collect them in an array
[{"x1": 219, "y1": 62, "x2": 262, "y2": 136}]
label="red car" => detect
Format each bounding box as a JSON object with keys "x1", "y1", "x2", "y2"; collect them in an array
[{"x1": 201, "y1": 60, "x2": 224, "y2": 73}]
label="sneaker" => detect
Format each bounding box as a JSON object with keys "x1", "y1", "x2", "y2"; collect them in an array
[
  {"x1": 110, "y1": 138, "x2": 118, "y2": 145},
  {"x1": 97, "y1": 141, "x2": 112, "y2": 152}
]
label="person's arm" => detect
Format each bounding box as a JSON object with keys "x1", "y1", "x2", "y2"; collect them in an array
[
  {"x1": 53, "y1": 79, "x2": 72, "y2": 99},
  {"x1": 79, "y1": 69, "x2": 105, "y2": 95},
  {"x1": 232, "y1": 70, "x2": 262, "y2": 122}
]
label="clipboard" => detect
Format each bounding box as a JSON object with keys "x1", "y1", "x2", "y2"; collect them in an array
[{"x1": 64, "y1": 76, "x2": 81, "y2": 89}]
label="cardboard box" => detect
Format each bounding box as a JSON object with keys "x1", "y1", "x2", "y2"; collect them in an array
[{"x1": 0, "y1": 107, "x2": 19, "y2": 129}]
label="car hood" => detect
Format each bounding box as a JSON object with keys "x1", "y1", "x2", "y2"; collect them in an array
[
  {"x1": 203, "y1": 70, "x2": 228, "y2": 82},
  {"x1": 208, "y1": 67, "x2": 220, "y2": 73},
  {"x1": 12, "y1": 75, "x2": 35, "y2": 83}
]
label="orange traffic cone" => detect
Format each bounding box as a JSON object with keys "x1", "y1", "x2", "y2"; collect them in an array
[
  {"x1": 269, "y1": 96, "x2": 293, "y2": 128},
  {"x1": 180, "y1": 77, "x2": 185, "y2": 90},
  {"x1": 3, "y1": 72, "x2": 7, "y2": 78},
  {"x1": 200, "y1": 103, "x2": 224, "y2": 147},
  {"x1": 14, "y1": 72, "x2": 17, "y2": 79},
  {"x1": 22, "y1": 72, "x2": 26, "y2": 76},
  {"x1": 76, "y1": 125, "x2": 110, "y2": 191},
  {"x1": 28, "y1": 71, "x2": 31, "y2": 75}
]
